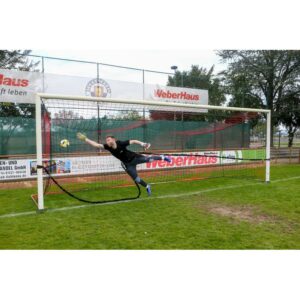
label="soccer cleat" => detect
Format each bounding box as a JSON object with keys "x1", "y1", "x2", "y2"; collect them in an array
[
  {"x1": 146, "y1": 184, "x2": 152, "y2": 196},
  {"x1": 163, "y1": 156, "x2": 172, "y2": 163}
]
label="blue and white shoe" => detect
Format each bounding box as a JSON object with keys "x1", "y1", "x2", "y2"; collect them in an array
[
  {"x1": 146, "y1": 184, "x2": 152, "y2": 196},
  {"x1": 163, "y1": 156, "x2": 172, "y2": 163}
]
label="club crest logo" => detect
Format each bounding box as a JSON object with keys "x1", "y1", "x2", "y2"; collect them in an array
[{"x1": 85, "y1": 78, "x2": 111, "y2": 97}]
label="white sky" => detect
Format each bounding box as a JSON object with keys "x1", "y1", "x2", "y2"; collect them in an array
[{"x1": 31, "y1": 50, "x2": 226, "y2": 85}]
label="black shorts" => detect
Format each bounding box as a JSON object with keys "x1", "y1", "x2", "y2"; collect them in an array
[{"x1": 122, "y1": 155, "x2": 161, "y2": 180}]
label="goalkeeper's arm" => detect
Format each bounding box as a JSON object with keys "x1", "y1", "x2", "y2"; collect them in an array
[
  {"x1": 129, "y1": 140, "x2": 151, "y2": 150},
  {"x1": 77, "y1": 132, "x2": 104, "y2": 149}
]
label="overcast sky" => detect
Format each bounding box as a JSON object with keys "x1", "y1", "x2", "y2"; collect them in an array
[{"x1": 31, "y1": 50, "x2": 226, "y2": 85}]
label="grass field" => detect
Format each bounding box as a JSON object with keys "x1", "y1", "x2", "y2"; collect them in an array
[{"x1": 0, "y1": 164, "x2": 299, "y2": 249}]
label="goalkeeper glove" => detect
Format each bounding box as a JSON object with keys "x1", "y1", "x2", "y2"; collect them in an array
[
  {"x1": 142, "y1": 142, "x2": 151, "y2": 150},
  {"x1": 77, "y1": 132, "x2": 87, "y2": 141}
]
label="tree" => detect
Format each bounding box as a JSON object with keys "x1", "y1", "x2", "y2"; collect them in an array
[
  {"x1": 116, "y1": 110, "x2": 143, "y2": 120},
  {"x1": 277, "y1": 95, "x2": 300, "y2": 147},
  {"x1": 167, "y1": 65, "x2": 226, "y2": 106},
  {"x1": 218, "y1": 50, "x2": 300, "y2": 146},
  {"x1": 54, "y1": 110, "x2": 82, "y2": 120},
  {"x1": 0, "y1": 50, "x2": 39, "y2": 154},
  {"x1": 220, "y1": 71, "x2": 262, "y2": 109},
  {"x1": 0, "y1": 50, "x2": 39, "y2": 71}
]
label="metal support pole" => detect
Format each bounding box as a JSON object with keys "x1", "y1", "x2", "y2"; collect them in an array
[
  {"x1": 96, "y1": 63, "x2": 101, "y2": 144},
  {"x1": 265, "y1": 111, "x2": 271, "y2": 183},
  {"x1": 35, "y1": 94, "x2": 44, "y2": 210},
  {"x1": 41, "y1": 57, "x2": 45, "y2": 92},
  {"x1": 142, "y1": 70, "x2": 145, "y2": 100},
  {"x1": 142, "y1": 70, "x2": 146, "y2": 142}
]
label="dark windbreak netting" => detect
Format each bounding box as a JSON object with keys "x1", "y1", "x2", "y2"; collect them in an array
[{"x1": 35, "y1": 98, "x2": 267, "y2": 203}]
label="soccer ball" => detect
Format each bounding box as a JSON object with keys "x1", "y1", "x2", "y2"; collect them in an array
[{"x1": 60, "y1": 139, "x2": 70, "y2": 148}]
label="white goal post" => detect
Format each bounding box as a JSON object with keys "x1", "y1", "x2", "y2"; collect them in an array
[{"x1": 35, "y1": 93, "x2": 271, "y2": 211}]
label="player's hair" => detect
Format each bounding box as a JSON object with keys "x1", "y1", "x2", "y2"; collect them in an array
[{"x1": 105, "y1": 135, "x2": 116, "y2": 140}]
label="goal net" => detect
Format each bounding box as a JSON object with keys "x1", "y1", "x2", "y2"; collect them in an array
[{"x1": 33, "y1": 94, "x2": 271, "y2": 210}]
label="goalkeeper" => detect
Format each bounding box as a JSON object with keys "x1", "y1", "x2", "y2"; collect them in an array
[{"x1": 77, "y1": 133, "x2": 171, "y2": 196}]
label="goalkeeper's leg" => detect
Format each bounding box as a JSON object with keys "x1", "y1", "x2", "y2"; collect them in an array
[{"x1": 125, "y1": 164, "x2": 152, "y2": 196}]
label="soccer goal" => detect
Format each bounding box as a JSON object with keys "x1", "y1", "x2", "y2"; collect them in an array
[{"x1": 33, "y1": 93, "x2": 271, "y2": 210}]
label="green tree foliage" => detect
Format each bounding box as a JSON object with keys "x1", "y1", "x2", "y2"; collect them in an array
[
  {"x1": 277, "y1": 96, "x2": 300, "y2": 147},
  {"x1": 0, "y1": 50, "x2": 39, "y2": 71},
  {"x1": 167, "y1": 65, "x2": 226, "y2": 106},
  {"x1": 218, "y1": 50, "x2": 300, "y2": 146},
  {"x1": 116, "y1": 110, "x2": 143, "y2": 120}
]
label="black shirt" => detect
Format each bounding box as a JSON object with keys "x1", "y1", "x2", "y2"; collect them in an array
[{"x1": 104, "y1": 140, "x2": 140, "y2": 163}]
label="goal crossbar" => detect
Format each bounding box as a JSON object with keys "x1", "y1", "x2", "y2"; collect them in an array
[{"x1": 37, "y1": 93, "x2": 271, "y2": 113}]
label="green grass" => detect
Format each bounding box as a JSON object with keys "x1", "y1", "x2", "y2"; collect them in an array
[{"x1": 0, "y1": 164, "x2": 299, "y2": 249}]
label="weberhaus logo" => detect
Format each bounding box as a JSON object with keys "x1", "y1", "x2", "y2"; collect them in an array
[
  {"x1": 154, "y1": 89, "x2": 199, "y2": 101},
  {"x1": 0, "y1": 74, "x2": 29, "y2": 87},
  {"x1": 85, "y1": 78, "x2": 111, "y2": 97}
]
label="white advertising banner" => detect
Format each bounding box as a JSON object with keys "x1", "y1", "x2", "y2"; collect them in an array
[
  {"x1": 0, "y1": 68, "x2": 208, "y2": 105},
  {"x1": 0, "y1": 151, "x2": 242, "y2": 181},
  {"x1": 0, "y1": 69, "x2": 42, "y2": 103},
  {"x1": 0, "y1": 159, "x2": 28, "y2": 181}
]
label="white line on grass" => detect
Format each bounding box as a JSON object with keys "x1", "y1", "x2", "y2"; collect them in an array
[{"x1": 0, "y1": 175, "x2": 299, "y2": 219}]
